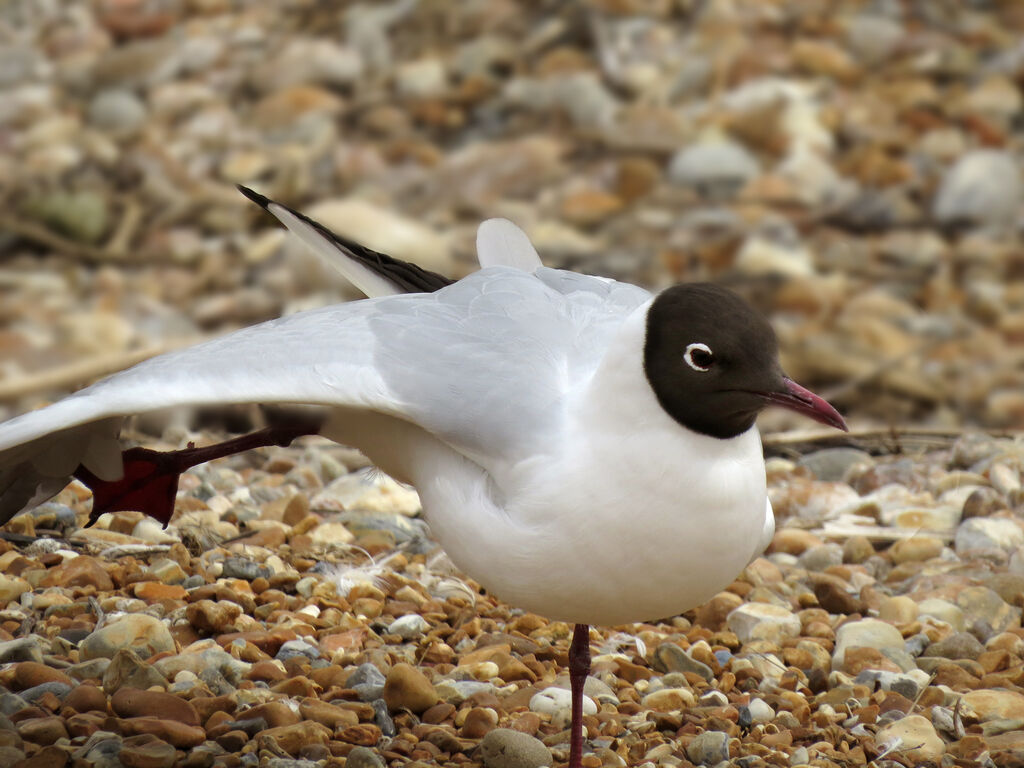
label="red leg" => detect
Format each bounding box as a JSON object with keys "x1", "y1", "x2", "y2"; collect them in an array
[
  {"x1": 73, "y1": 420, "x2": 320, "y2": 528},
  {"x1": 569, "y1": 623, "x2": 590, "y2": 768}
]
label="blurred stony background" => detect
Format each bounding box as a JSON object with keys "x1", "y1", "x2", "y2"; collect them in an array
[
  {"x1": 2, "y1": 0, "x2": 1024, "y2": 432},
  {"x1": 3, "y1": 4, "x2": 1024, "y2": 768}
]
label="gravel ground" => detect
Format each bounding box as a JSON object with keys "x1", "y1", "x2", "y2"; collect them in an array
[
  {"x1": 2, "y1": 2, "x2": 1024, "y2": 768},
  {"x1": 0, "y1": 432, "x2": 1022, "y2": 767}
]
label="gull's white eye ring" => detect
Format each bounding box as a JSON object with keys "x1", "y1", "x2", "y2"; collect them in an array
[{"x1": 684, "y1": 342, "x2": 714, "y2": 372}]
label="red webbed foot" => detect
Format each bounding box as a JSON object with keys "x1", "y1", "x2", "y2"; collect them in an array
[{"x1": 72, "y1": 420, "x2": 322, "y2": 528}]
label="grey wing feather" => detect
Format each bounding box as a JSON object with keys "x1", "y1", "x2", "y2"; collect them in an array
[{"x1": 0, "y1": 267, "x2": 648, "y2": 520}]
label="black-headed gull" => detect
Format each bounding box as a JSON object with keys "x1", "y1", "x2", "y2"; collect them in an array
[{"x1": 0, "y1": 187, "x2": 846, "y2": 767}]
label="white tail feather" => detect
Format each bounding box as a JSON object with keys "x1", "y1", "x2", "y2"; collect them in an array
[
  {"x1": 476, "y1": 219, "x2": 543, "y2": 271},
  {"x1": 267, "y1": 203, "x2": 404, "y2": 298}
]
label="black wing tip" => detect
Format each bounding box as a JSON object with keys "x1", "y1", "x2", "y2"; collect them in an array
[
  {"x1": 236, "y1": 184, "x2": 273, "y2": 210},
  {"x1": 235, "y1": 184, "x2": 456, "y2": 294}
]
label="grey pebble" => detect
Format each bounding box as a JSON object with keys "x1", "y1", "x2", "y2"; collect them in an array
[
  {"x1": 223, "y1": 717, "x2": 267, "y2": 737},
  {"x1": 876, "y1": 709, "x2": 906, "y2": 727},
  {"x1": 956, "y1": 586, "x2": 1021, "y2": 641},
  {"x1": 925, "y1": 631, "x2": 985, "y2": 660},
  {"x1": 668, "y1": 138, "x2": 760, "y2": 200},
  {"x1": 88, "y1": 89, "x2": 147, "y2": 139},
  {"x1": 798, "y1": 448, "x2": 872, "y2": 482},
  {"x1": 372, "y1": 698, "x2": 396, "y2": 738},
  {"x1": 28, "y1": 502, "x2": 78, "y2": 530},
  {"x1": 654, "y1": 642, "x2": 714, "y2": 682},
  {"x1": 686, "y1": 730, "x2": 730, "y2": 766},
  {"x1": 72, "y1": 731, "x2": 123, "y2": 768},
  {"x1": 182, "y1": 574, "x2": 206, "y2": 589},
  {"x1": 199, "y1": 667, "x2": 236, "y2": 696},
  {"x1": 19, "y1": 681, "x2": 72, "y2": 703},
  {"x1": 0, "y1": 637, "x2": 43, "y2": 664},
  {"x1": 903, "y1": 633, "x2": 932, "y2": 658},
  {"x1": 276, "y1": 638, "x2": 321, "y2": 663},
  {"x1": 955, "y1": 517, "x2": 1024, "y2": 554},
  {"x1": 345, "y1": 746, "x2": 386, "y2": 768},
  {"x1": 0, "y1": 693, "x2": 28, "y2": 717},
  {"x1": 348, "y1": 662, "x2": 386, "y2": 701},
  {"x1": 798, "y1": 543, "x2": 844, "y2": 572},
  {"x1": 222, "y1": 557, "x2": 271, "y2": 581},
  {"x1": 479, "y1": 728, "x2": 552, "y2": 768},
  {"x1": 933, "y1": 149, "x2": 1023, "y2": 229},
  {"x1": 67, "y1": 658, "x2": 111, "y2": 681}
]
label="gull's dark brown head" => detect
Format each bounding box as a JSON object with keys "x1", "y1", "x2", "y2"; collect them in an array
[{"x1": 643, "y1": 283, "x2": 847, "y2": 439}]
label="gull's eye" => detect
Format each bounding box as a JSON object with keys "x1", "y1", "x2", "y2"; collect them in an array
[{"x1": 684, "y1": 342, "x2": 715, "y2": 372}]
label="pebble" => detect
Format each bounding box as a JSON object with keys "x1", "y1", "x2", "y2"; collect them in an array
[
  {"x1": 667, "y1": 135, "x2": 760, "y2": 199},
  {"x1": 961, "y1": 689, "x2": 1024, "y2": 721},
  {"x1": 956, "y1": 586, "x2": 1020, "y2": 640},
  {"x1": 40, "y1": 555, "x2": 114, "y2": 591},
  {"x1": 933, "y1": 149, "x2": 1023, "y2": 229},
  {"x1": 79, "y1": 615, "x2": 175, "y2": 661},
  {"x1": 530, "y1": 686, "x2": 597, "y2": 716},
  {"x1": 653, "y1": 643, "x2": 714, "y2": 681},
  {"x1": 878, "y1": 596, "x2": 919, "y2": 625},
  {"x1": 345, "y1": 746, "x2": 386, "y2": 768},
  {"x1": 798, "y1": 543, "x2": 844, "y2": 572},
  {"x1": 186, "y1": 599, "x2": 242, "y2": 634},
  {"x1": 686, "y1": 730, "x2": 730, "y2": 766},
  {"x1": 640, "y1": 688, "x2": 696, "y2": 712},
  {"x1": 889, "y1": 536, "x2": 945, "y2": 564},
  {"x1": 875, "y1": 714, "x2": 944, "y2": 762},
  {"x1": 88, "y1": 89, "x2": 147, "y2": 139},
  {"x1": 381, "y1": 662, "x2": 439, "y2": 713},
  {"x1": 110, "y1": 688, "x2": 199, "y2": 726},
  {"x1": 917, "y1": 598, "x2": 965, "y2": 631},
  {"x1": 0, "y1": 639, "x2": 43, "y2": 665},
  {"x1": 745, "y1": 698, "x2": 775, "y2": 724},
  {"x1": 222, "y1": 557, "x2": 270, "y2": 581},
  {"x1": 479, "y1": 728, "x2": 552, "y2": 768},
  {"x1": 925, "y1": 632, "x2": 985, "y2": 661},
  {"x1": 103, "y1": 649, "x2": 167, "y2": 694},
  {"x1": 387, "y1": 613, "x2": 429, "y2": 639},
  {"x1": 726, "y1": 603, "x2": 801, "y2": 644},
  {"x1": 955, "y1": 517, "x2": 1024, "y2": 553},
  {"x1": 832, "y1": 619, "x2": 905, "y2": 671},
  {"x1": 118, "y1": 733, "x2": 176, "y2": 768},
  {"x1": 347, "y1": 663, "x2": 386, "y2": 701},
  {"x1": 0, "y1": 575, "x2": 31, "y2": 603},
  {"x1": 798, "y1": 448, "x2": 872, "y2": 482}
]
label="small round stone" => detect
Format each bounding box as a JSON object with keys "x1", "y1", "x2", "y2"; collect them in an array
[
  {"x1": 686, "y1": 730, "x2": 730, "y2": 766},
  {"x1": 79, "y1": 615, "x2": 175, "y2": 662},
  {"x1": 875, "y1": 714, "x2": 944, "y2": 762},
  {"x1": 381, "y1": 663, "x2": 438, "y2": 714},
  {"x1": 726, "y1": 603, "x2": 801, "y2": 644},
  {"x1": 479, "y1": 728, "x2": 552, "y2": 768}
]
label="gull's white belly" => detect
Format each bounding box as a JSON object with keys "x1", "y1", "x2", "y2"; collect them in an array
[
  {"x1": 492, "y1": 428, "x2": 766, "y2": 625},
  {"x1": 418, "y1": 424, "x2": 769, "y2": 627}
]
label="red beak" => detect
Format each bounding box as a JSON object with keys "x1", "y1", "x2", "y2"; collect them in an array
[{"x1": 761, "y1": 378, "x2": 848, "y2": 431}]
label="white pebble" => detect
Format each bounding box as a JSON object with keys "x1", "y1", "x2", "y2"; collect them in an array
[
  {"x1": 529, "y1": 686, "x2": 596, "y2": 716},
  {"x1": 747, "y1": 697, "x2": 774, "y2": 723},
  {"x1": 388, "y1": 614, "x2": 429, "y2": 639}
]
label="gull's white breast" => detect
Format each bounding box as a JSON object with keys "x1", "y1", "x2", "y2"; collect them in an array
[{"x1": 408, "y1": 301, "x2": 770, "y2": 626}]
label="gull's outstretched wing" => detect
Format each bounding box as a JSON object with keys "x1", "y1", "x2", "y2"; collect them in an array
[{"x1": 0, "y1": 267, "x2": 649, "y2": 522}]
